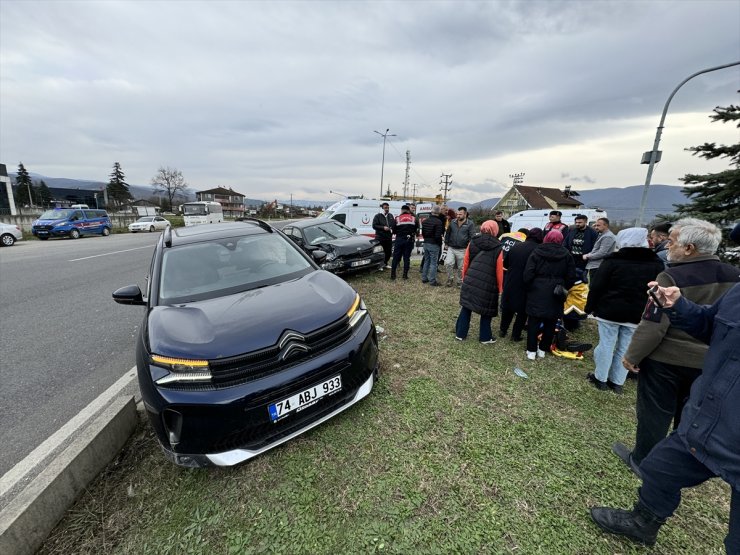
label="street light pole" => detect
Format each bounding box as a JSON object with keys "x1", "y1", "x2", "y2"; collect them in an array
[
  {"x1": 636, "y1": 60, "x2": 740, "y2": 226},
  {"x1": 374, "y1": 128, "x2": 396, "y2": 198}
]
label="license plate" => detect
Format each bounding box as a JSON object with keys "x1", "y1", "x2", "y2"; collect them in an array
[
  {"x1": 268, "y1": 375, "x2": 342, "y2": 422},
  {"x1": 351, "y1": 258, "x2": 371, "y2": 268}
]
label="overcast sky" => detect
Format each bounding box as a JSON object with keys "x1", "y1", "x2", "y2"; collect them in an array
[{"x1": 1, "y1": 0, "x2": 738, "y2": 203}]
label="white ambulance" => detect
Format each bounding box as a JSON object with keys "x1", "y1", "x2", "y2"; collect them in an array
[
  {"x1": 318, "y1": 199, "x2": 410, "y2": 237},
  {"x1": 508, "y1": 208, "x2": 608, "y2": 231}
]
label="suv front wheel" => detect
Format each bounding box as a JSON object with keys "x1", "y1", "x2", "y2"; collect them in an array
[{"x1": 69, "y1": 228, "x2": 80, "y2": 239}]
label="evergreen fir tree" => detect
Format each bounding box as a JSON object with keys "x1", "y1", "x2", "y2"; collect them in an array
[
  {"x1": 15, "y1": 163, "x2": 36, "y2": 206},
  {"x1": 675, "y1": 102, "x2": 740, "y2": 224},
  {"x1": 37, "y1": 180, "x2": 53, "y2": 207},
  {"x1": 107, "y1": 162, "x2": 132, "y2": 206}
]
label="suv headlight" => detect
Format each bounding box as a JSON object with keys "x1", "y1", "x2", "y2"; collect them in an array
[
  {"x1": 151, "y1": 354, "x2": 212, "y2": 385},
  {"x1": 346, "y1": 294, "x2": 368, "y2": 327},
  {"x1": 373, "y1": 245, "x2": 383, "y2": 254}
]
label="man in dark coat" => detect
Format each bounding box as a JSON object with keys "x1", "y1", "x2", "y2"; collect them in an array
[
  {"x1": 591, "y1": 282, "x2": 740, "y2": 552},
  {"x1": 455, "y1": 220, "x2": 503, "y2": 344},
  {"x1": 421, "y1": 205, "x2": 444, "y2": 286},
  {"x1": 390, "y1": 205, "x2": 418, "y2": 280},
  {"x1": 499, "y1": 227, "x2": 543, "y2": 341},
  {"x1": 523, "y1": 229, "x2": 576, "y2": 360},
  {"x1": 564, "y1": 214, "x2": 598, "y2": 273},
  {"x1": 372, "y1": 202, "x2": 394, "y2": 269},
  {"x1": 493, "y1": 211, "x2": 511, "y2": 238}
]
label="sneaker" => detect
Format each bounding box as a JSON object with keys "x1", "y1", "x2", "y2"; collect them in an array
[
  {"x1": 587, "y1": 372, "x2": 609, "y2": 391},
  {"x1": 480, "y1": 339, "x2": 497, "y2": 345},
  {"x1": 421, "y1": 279, "x2": 429, "y2": 283},
  {"x1": 455, "y1": 336, "x2": 464, "y2": 341},
  {"x1": 526, "y1": 351, "x2": 536, "y2": 360},
  {"x1": 510, "y1": 335, "x2": 523, "y2": 342},
  {"x1": 377, "y1": 266, "x2": 384, "y2": 272},
  {"x1": 384, "y1": 264, "x2": 392, "y2": 269},
  {"x1": 445, "y1": 280, "x2": 453, "y2": 287},
  {"x1": 402, "y1": 275, "x2": 409, "y2": 280},
  {"x1": 536, "y1": 348, "x2": 546, "y2": 358},
  {"x1": 429, "y1": 282, "x2": 440, "y2": 287}
]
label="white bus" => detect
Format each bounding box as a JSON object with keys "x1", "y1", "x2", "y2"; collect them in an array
[{"x1": 182, "y1": 201, "x2": 224, "y2": 227}]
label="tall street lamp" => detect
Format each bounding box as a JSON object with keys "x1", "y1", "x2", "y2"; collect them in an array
[
  {"x1": 636, "y1": 60, "x2": 739, "y2": 226},
  {"x1": 374, "y1": 128, "x2": 396, "y2": 198}
]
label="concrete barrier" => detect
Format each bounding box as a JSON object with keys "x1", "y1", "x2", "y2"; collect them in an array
[{"x1": 0, "y1": 396, "x2": 138, "y2": 555}]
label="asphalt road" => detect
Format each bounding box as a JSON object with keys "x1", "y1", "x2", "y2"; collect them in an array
[{"x1": 0, "y1": 232, "x2": 158, "y2": 477}]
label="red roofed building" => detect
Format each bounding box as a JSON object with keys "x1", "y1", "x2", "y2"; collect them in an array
[{"x1": 494, "y1": 185, "x2": 583, "y2": 215}]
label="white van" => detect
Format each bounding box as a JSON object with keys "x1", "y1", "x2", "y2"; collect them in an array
[
  {"x1": 319, "y1": 199, "x2": 410, "y2": 237},
  {"x1": 508, "y1": 208, "x2": 608, "y2": 231}
]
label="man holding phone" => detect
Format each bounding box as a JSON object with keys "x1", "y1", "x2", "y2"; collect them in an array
[{"x1": 591, "y1": 282, "x2": 740, "y2": 552}]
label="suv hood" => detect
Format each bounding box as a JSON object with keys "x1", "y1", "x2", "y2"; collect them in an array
[{"x1": 147, "y1": 270, "x2": 357, "y2": 360}]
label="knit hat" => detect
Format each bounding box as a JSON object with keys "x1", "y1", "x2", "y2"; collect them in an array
[
  {"x1": 616, "y1": 227, "x2": 649, "y2": 249},
  {"x1": 480, "y1": 220, "x2": 499, "y2": 236},
  {"x1": 543, "y1": 229, "x2": 564, "y2": 245}
]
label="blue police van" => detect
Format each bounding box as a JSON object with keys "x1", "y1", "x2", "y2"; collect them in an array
[{"x1": 32, "y1": 208, "x2": 112, "y2": 240}]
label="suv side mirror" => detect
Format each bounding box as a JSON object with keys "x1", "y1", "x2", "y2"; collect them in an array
[
  {"x1": 112, "y1": 284, "x2": 146, "y2": 306},
  {"x1": 351, "y1": 228, "x2": 357, "y2": 233}
]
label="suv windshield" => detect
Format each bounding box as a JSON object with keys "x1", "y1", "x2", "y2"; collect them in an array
[
  {"x1": 159, "y1": 234, "x2": 313, "y2": 303},
  {"x1": 304, "y1": 222, "x2": 354, "y2": 245},
  {"x1": 40, "y1": 209, "x2": 74, "y2": 220}
]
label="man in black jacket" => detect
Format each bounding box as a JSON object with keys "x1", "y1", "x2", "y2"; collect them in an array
[
  {"x1": 372, "y1": 202, "x2": 394, "y2": 269},
  {"x1": 421, "y1": 205, "x2": 444, "y2": 286},
  {"x1": 493, "y1": 211, "x2": 511, "y2": 238},
  {"x1": 564, "y1": 214, "x2": 598, "y2": 274}
]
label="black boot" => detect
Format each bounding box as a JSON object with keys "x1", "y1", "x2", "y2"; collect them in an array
[{"x1": 590, "y1": 502, "x2": 665, "y2": 546}]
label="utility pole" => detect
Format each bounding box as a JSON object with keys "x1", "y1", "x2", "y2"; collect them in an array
[
  {"x1": 411, "y1": 183, "x2": 418, "y2": 203},
  {"x1": 440, "y1": 173, "x2": 453, "y2": 203},
  {"x1": 374, "y1": 128, "x2": 396, "y2": 198},
  {"x1": 636, "y1": 60, "x2": 740, "y2": 226},
  {"x1": 403, "y1": 150, "x2": 411, "y2": 200},
  {"x1": 290, "y1": 193, "x2": 293, "y2": 218}
]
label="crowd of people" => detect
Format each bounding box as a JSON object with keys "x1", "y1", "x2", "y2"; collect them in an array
[{"x1": 371, "y1": 203, "x2": 740, "y2": 551}]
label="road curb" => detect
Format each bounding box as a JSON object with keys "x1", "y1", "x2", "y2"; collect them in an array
[{"x1": 0, "y1": 395, "x2": 138, "y2": 555}]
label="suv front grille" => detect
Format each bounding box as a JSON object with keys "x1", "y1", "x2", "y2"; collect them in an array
[{"x1": 172, "y1": 316, "x2": 353, "y2": 389}]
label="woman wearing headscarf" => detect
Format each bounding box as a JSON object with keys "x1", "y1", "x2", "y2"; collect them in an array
[
  {"x1": 584, "y1": 227, "x2": 664, "y2": 393},
  {"x1": 523, "y1": 229, "x2": 576, "y2": 360},
  {"x1": 455, "y1": 220, "x2": 503, "y2": 344},
  {"x1": 499, "y1": 228, "x2": 543, "y2": 341}
]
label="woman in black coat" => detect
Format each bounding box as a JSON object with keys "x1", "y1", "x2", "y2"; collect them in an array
[
  {"x1": 523, "y1": 229, "x2": 576, "y2": 360},
  {"x1": 455, "y1": 220, "x2": 503, "y2": 344},
  {"x1": 584, "y1": 227, "x2": 664, "y2": 393},
  {"x1": 499, "y1": 228, "x2": 543, "y2": 341}
]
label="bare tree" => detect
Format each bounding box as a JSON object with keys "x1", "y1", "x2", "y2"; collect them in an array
[{"x1": 151, "y1": 166, "x2": 189, "y2": 211}]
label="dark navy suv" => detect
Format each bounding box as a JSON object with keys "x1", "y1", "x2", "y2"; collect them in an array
[{"x1": 113, "y1": 220, "x2": 379, "y2": 467}]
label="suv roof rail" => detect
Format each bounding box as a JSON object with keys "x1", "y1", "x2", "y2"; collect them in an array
[{"x1": 239, "y1": 218, "x2": 273, "y2": 233}]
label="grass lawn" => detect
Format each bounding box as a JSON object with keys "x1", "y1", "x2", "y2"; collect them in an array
[{"x1": 40, "y1": 265, "x2": 730, "y2": 554}]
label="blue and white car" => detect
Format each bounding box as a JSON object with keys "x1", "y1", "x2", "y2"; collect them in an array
[{"x1": 32, "y1": 208, "x2": 111, "y2": 240}]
